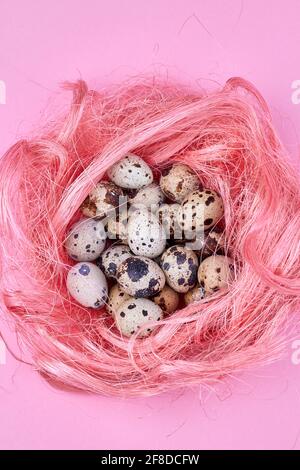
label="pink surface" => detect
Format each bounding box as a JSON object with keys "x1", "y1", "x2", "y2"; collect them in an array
[{"x1": 0, "y1": 0, "x2": 300, "y2": 450}]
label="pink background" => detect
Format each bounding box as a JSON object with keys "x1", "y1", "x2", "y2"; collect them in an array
[{"x1": 0, "y1": 0, "x2": 300, "y2": 450}]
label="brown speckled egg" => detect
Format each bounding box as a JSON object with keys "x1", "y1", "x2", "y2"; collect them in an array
[
  {"x1": 117, "y1": 256, "x2": 165, "y2": 297},
  {"x1": 97, "y1": 244, "x2": 131, "y2": 279},
  {"x1": 116, "y1": 298, "x2": 163, "y2": 337},
  {"x1": 198, "y1": 255, "x2": 234, "y2": 294},
  {"x1": 153, "y1": 286, "x2": 179, "y2": 314},
  {"x1": 107, "y1": 284, "x2": 132, "y2": 317},
  {"x1": 159, "y1": 164, "x2": 200, "y2": 202},
  {"x1": 128, "y1": 183, "x2": 165, "y2": 211},
  {"x1": 184, "y1": 285, "x2": 206, "y2": 305},
  {"x1": 107, "y1": 154, "x2": 153, "y2": 189},
  {"x1": 160, "y1": 246, "x2": 199, "y2": 293},
  {"x1": 127, "y1": 208, "x2": 166, "y2": 258},
  {"x1": 65, "y1": 217, "x2": 106, "y2": 262},
  {"x1": 81, "y1": 181, "x2": 124, "y2": 219},
  {"x1": 156, "y1": 203, "x2": 183, "y2": 240},
  {"x1": 181, "y1": 189, "x2": 224, "y2": 233},
  {"x1": 67, "y1": 262, "x2": 108, "y2": 308}
]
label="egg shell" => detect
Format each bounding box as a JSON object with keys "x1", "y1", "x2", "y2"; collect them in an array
[
  {"x1": 156, "y1": 203, "x2": 183, "y2": 240},
  {"x1": 198, "y1": 255, "x2": 234, "y2": 294},
  {"x1": 127, "y1": 208, "x2": 166, "y2": 258},
  {"x1": 159, "y1": 164, "x2": 200, "y2": 202},
  {"x1": 117, "y1": 256, "x2": 165, "y2": 297},
  {"x1": 115, "y1": 298, "x2": 163, "y2": 337},
  {"x1": 161, "y1": 245, "x2": 199, "y2": 293},
  {"x1": 81, "y1": 181, "x2": 124, "y2": 218},
  {"x1": 184, "y1": 284, "x2": 206, "y2": 305},
  {"x1": 65, "y1": 218, "x2": 106, "y2": 262},
  {"x1": 107, "y1": 284, "x2": 132, "y2": 317},
  {"x1": 97, "y1": 244, "x2": 131, "y2": 279},
  {"x1": 181, "y1": 189, "x2": 224, "y2": 233},
  {"x1": 128, "y1": 183, "x2": 165, "y2": 211},
  {"x1": 67, "y1": 262, "x2": 108, "y2": 308},
  {"x1": 153, "y1": 286, "x2": 179, "y2": 314},
  {"x1": 107, "y1": 154, "x2": 153, "y2": 189}
]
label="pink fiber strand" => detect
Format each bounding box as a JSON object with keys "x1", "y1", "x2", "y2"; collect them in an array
[{"x1": 0, "y1": 77, "x2": 300, "y2": 397}]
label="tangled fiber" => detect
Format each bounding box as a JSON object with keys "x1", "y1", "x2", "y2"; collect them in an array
[{"x1": 1, "y1": 77, "x2": 300, "y2": 397}]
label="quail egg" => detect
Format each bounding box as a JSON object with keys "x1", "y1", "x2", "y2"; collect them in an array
[
  {"x1": 117, "y1": 256, "x2": 165, "y2": 297},
  {"x1": 127, "y1": 183, "x2": 165, "y2": 211},
  {"x1": 181, "y1": 189, "x2": 224, "y2": 233},
  {"x1": 81, "y1": 181, "x2": 124, "y2": 219},
  {"x1": 107, "y1": 284, "x2": 132, "y2": 317},
  {"x1": 161, "y1": 246, "x2": 199, "y2": 293},
  {"x1": 97, "y1": 244, "x2": 131, "y2": 279},
  {"x1": 159, "y1": 164, "x2": 199, "y2": 202},
  {"x1": 107, "y1": 154, "x2": 153, "y2": 189},
  {"x1": 64, "y1": 218, "x2": 106, "y2": 261},
  {"x1": 153, "y1": 286, "x2": 179, "y2": 314},
  {"x1": 127, "y1": 208, "x2": 166, "y2": 258},
  {"x1": 67, "y1": 262, "x2": 108, "y2": 308},
  {"x1": 115, "y1": 298, "x2": 163, "y2": 337},
  {"x1": 198, "y1": 255, "x2": 234, "y2": 294}
]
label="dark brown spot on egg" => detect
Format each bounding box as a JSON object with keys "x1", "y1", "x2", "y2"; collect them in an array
[
  {"x1": 125, "y1": 257, "x2": 149, "y2": 282},
  {"x1": 204, "y1": 218, "x2": 213, "y2": 226},
  {"x1": 142, "y1": 310, "x2": 148, "y2": 316},
  {"x1": 128, "y1": 303, "x2": 136, "y2": 310},
  {"x1": 81, "y1": 196, "x2": 97, "y2": 216},
  {"x1": 205, "y1": 196, "x2": 215, "y2": 206}
]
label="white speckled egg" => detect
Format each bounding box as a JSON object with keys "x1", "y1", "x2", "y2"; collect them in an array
[
  {"x1": 181, "y1": 189, "x2": 224, "y2": 233},
  {"x1": 161, "y1": 246, "x2": 199, "y2": 293},
  {"x1": 97, "y1": 244, "x2": 131, "y2": 279},
  {"x1": 153, "y1": 286, "x2": 179, "y2": 314},
  {"x1": 127, "y1": 209, "x2": 166, "y2": 258},
  {"x1": 81, "y1": 181, "x2": 124, "y2": 218},
  {"x1": 116, "y1": 298, "x2": 163, "y2": 337},
  {"x1": 117, "y1": 256, "x2": 165, "y2": 297},
  {"x1": 159, "y1": 164, "x2": 199, "y2": 202},
  {"x1": 198, "y1": 255, "x2": 234, "y2": 294},
  {"x1": 156, "y1": 203, "x2": 183, "y2": 240},
  {"x1": 128, "y1": 183, "x2": 165, "y2": 211},
  {"x1": 67, "y1": 262, "x2": 108, "y2": 308},
  {"x1": 107, "y1": 154, "x2": 153, "y2": 189},
  {"x1": 184, "y1": 284, "x2": 206, "y2": 305},
  {"x1": 107, "y1": 284, "x2": 132, "y2": 317},
  {"x1": 64, "y1": 218, "x2": 106, "y2": 261}
]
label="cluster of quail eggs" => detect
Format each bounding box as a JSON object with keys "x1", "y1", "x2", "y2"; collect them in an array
[{"x1": 65, "y1": 154, "x2": 234, "y2": 338}]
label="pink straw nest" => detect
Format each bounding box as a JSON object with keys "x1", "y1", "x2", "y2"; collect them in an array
[{"x1": 1, "y1": 77, "x2": 300, "y2": 397}]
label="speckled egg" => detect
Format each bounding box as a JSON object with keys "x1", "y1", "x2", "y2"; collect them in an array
[
  {"x1": 184, "y1": 284, "x2": 206, "y2": 305},
  {"x1": 198, "y1": 255, "x2": 234, "y2": 294},
  {"x1": 159, "y1": 164, "x2": 200, "y2": 202},
  {"x1": 160, "y1": 246, "x2": 199, "y2": 293},
  {"x1": 107, "y1": 284, "x2": 132, "y2": 317},
  {"x1": 181, "y1": 189, "x2": 224, "y2": 233},
  {"x1": 127, "y1": 209, "x2": 166, "y2": 258},
  {"x1": 153, "y1": 286, "x2": 179, "y2": 314},
  {"x1": 81, "y1": 181, "x2": 124, "y2": 219},
  {"x1": 183, "y1": 229, "x2": 225, "y2": 258},
  {"x1": 97, "y1": 244, "x2": 131, "y2": 279},
  {"x1": 67, "y1": 262, "x2": 108, "y2": 308},
  {"x1": 64, "y1": 218, "x2": 106, "y2": 262},
  {"x1": 127, "y1": 183, "x2": 165, "y2": 211},
  {"x1": 156, "y1": 203, "x2": 183, "y2": 240},
  {"x1": 117, "y1": 256, "x2": 165, "y2": 297},
  {"x1": 106, "y1": 210, "x2": 128, "y2": 241},
  {"x1": 107, "y1": 154, "x2": 153, "y2": 189},
  {"x1": 115, "y1": 298, "x2": 163, "y2": 337}
]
